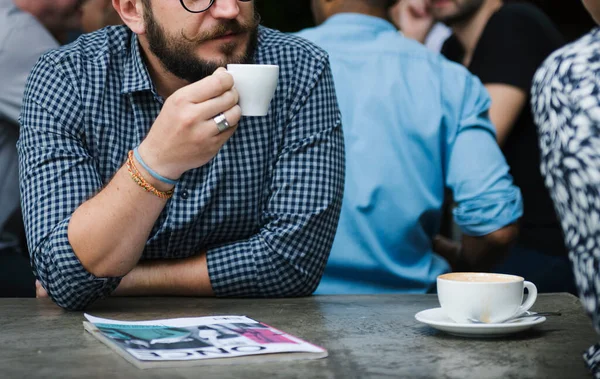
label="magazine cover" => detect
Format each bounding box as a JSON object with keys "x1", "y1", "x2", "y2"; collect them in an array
[{"x1": 83, "y1": 314, "x2": 327, "y2": 369}]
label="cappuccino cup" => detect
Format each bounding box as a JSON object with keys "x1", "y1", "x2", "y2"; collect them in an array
[
  {"x1": 437, "y1": 272, "x2": 537, "y2": 324},
  {"x1": 227, "y1": 64, "x2": 279, "y2": 116}
]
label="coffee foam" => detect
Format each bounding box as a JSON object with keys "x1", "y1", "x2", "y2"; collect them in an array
[{"x1": 438, "y1": 272, "x2": 522, "y2": 283}]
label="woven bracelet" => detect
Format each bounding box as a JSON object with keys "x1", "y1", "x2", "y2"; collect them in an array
[{"x1": 126, "y1": 150, "x2": 174, "y2": 200}]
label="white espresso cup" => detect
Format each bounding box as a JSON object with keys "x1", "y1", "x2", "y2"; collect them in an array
[
  {"x1": 437, "y1": 272, "x2": 538, "y2": 324},
  {"x1": 227, "y1": 64, "x2": 279, "y2": 116}
]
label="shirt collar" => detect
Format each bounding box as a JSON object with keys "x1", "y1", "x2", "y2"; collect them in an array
[
  {"x1": 121, "y1": 33, "x2": 154, "y2": 95},
  {"x1": 320, "y1": 13, "x2": 398, "y2": 34}
]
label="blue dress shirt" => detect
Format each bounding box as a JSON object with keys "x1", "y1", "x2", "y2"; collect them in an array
[{"x1": 297, "y1": 14, "x2": 523, "y2": 294}]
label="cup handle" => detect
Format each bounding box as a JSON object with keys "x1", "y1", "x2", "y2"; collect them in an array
[{"x1": 516, "y1": 281, "x2": 537, "y2": 315}]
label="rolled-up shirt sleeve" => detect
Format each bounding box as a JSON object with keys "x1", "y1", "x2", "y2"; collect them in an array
[
  {"x1": 207, "y1": 57, "x2": 345, "y2": 297},
  {"x1": 18, "y1": 55, "x2": 121, "y2": 310},
  {"x1": 445, "y1": 72, "x2": 523, "y2": 236}
]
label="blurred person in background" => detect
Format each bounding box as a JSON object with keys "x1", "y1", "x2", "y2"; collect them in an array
[
  {"x1": 532, "y1": 1, "x2": 600, "y2": 375},
  {"x1": 297, "y1": 0, "x2": 522, "y2": 294},
  {"x1": 0, "y1": 0, "x2": 88, "y2": 297},
  {"x1": 390, "y1": 0, "x2": 595, "y2": 52},
  {"x1": 433, "y1": 0, "x2": 573, "y2": 293}
]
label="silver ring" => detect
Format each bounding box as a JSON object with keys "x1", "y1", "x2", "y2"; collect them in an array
[{"x1": 213, "y1": 113, "x2": 231, "y2": 133}]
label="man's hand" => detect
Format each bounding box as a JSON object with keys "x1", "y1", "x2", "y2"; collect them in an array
[
  {"x1": 433, "y1": 224, "x2": 518, "y2": 272},
  {"x1": 35, "y1": 280, "x2": 48, "y2": 298},
  {"x1": 137, "y1": 67, "x2": 242, "y2": 181},
  {"x1": 65, "y1": 68, "x2": 243, "y2": 280},
  {"x1": 390, "y1": 0, "x2": 435, "y2": 44},
  {"x1": 433, "y1": 235, "x2": 465, "y2": 271}
]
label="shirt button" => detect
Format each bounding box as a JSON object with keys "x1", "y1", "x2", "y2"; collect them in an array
[{"x1": 180, "y1": 190, "x2": 189, "y2": 200}]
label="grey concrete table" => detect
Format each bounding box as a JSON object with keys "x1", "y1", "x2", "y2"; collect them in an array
[{"x1": 0, "y1": 294, "x2": 596, "y2": 378}]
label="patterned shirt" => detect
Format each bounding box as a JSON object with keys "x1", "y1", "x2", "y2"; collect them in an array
[
  {"x1": 532, "y1": 27, "x2": 600, "y2": 377},
  {"x1": 18, "y1": 25, "x2": 344, "y2": 310}
]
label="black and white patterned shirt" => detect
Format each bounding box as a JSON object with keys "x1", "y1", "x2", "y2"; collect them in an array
[
  {"x1": 532, "y1": 27, "x2": 600, "y2": 378},
  {"x1": 18, "y1": 25, "x2": 344, "y2": 310}
]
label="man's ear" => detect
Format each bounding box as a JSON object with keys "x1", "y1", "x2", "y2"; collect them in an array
[{"x1": 112, "y1": 0, "x2": 146, "y2": 34}]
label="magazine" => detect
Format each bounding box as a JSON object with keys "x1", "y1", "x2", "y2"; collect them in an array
[{"x1": 83, "y1": 314, "x2": 327, "y2": 369}]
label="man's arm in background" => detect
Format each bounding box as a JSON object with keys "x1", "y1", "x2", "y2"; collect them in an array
[
  {"x1": 485, "y1": 84, "x2": 528, "y2": 146},
  {"x1": 440, "y1": 68, "x2": 523, "y2": 272},
  {"x1": 433, "y1": 224, "x2": 518, "y2": 272}
]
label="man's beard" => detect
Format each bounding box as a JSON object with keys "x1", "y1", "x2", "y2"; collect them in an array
[
  {"x1": 144, "y1": 8, "x2": 261, "y2": 83},
  {"x1": 434, "y1": 0, "x2": 485, "y2": 26}
]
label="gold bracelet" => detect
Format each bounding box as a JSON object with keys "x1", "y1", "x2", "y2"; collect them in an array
[{"x1": 126, "y1": 150, "x2": 175, "y2": 200}]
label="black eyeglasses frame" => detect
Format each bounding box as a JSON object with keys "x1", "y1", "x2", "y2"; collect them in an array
[{"x1": 179, "y1": 0, "x2": 253, "y2": 14}]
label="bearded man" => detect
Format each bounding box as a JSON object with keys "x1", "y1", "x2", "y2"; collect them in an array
[{"x1": 19, "y1": 0, "x2": 344, "y2": 310}]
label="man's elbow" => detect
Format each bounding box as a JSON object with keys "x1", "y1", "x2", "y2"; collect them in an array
[
  {"x1": 265, "y1": 273, "x2": 320, "y2": 298},
  {"x1": 43, "y1": 286, "x2": 93, "y2": 311},
  {"x1": 294, "y1": 278, "x2": 319, "y2": 297},
  {"x1": 53, "y1": 297, "x2": 88, "y2": 311},
  {"x1": 35, "y1": 269, "x2": 102, "y2": 311}
]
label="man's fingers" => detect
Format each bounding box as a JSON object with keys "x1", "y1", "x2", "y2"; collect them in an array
[
  {"x1": 35, "y1": 280, "x2": 49, "y2": 298},
  {"x1": 433, "y1": 235, "x2": 461, "y2": 263},
  {"x1": 36, "y1": 285, "x2": 49, "y2": 298},
  {"x1": 209, "y1": 105, "x2": 242, "y2": 137},
  {"x1": 407, "y1": 0, "x2": 432, "y2": 18},
  {"x1": 198, "y1": 88, "x2": 240, "y2": 128},
  {"x1": 175, "y1": 69, "x2": 234, "y2": 104}
]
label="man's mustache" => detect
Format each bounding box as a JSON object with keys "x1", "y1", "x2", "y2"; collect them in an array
[{"x1": 182, "y1": 15, "x2": 261, "y2": 44}]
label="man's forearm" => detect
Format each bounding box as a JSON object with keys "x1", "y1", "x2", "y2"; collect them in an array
[
  {"x1": 67, "y1": 163, "x2": 172, "y2": 278},
  {"x1": 434, "y1": 223, "x2": 519, "y2": 271},
  {"x1": 112, "y1": 253, "x2": 214, "y2": 296}
]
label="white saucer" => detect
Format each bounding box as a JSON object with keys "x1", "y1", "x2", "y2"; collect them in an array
[{"x1": 415, "y1": 308, "x2": 546, "y2": 338}]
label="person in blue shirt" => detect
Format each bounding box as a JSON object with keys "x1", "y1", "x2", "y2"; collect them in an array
[{"x1": 297, "y1": 0, "x2": 523, "y2": 294}]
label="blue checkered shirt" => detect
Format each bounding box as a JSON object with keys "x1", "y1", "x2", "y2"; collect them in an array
[{"x1": 18, "y1": 25, "x2": 344, "y2": 310}]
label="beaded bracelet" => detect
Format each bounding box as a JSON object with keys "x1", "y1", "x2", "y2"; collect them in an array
[
  {"x1": 126, "y1": 150, "x2": 175, "y2": 200},
  {"x1": 133, "y1": 146, "x2": 179, "y2": 186}
]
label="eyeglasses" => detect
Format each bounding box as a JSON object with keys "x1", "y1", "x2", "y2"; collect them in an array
[{"x1": 180, "y1": 0, "x2": 252, "y2": 14}]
